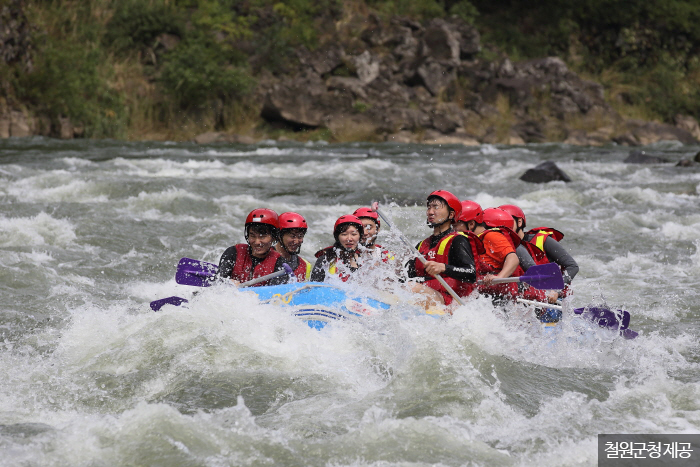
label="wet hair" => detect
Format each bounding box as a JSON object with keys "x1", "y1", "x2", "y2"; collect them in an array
[
  {"x1": 246, "y1": 223, "x2": 276, "y2": 238},
  {"x1": 281, "y1": 228, "x2": 306, "y2": 237},
  {"x1": 427, "y1": 195, "x2": 448, "y2": 209}
]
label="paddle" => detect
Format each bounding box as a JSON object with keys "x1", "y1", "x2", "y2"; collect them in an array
[
  {"x1": 515, "y1": 298, "x2": 638, "y2": 339},
  {"x1": 370, "y1": 201, "x2": 465, "y2": 306},
  {"x1": 175, "y1": 257, "x2": 219, "y2": 287},
  {"x1": 150, "y1": 262, "x2": 294, "y2": 311},
  {"x1": 150, "y1": 296, "x2": 189, "y2": 311},
  {"x1": 482, "y1": 263, "x2": 565, "y2": 290}
]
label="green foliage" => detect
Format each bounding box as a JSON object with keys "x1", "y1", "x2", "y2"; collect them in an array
[
  {"x1": 366, "y1": 0, "x2": 447, "y2": 20},
  {"x1": 449, "y1": 1, "x2": 479, "y2": 24},
  {"x1": 159, "y1": 37, "x2": 254, "y2": 109},
  {"x1": 619, "y1": 56, "x2": 700, "y2": 122},
  {"x1": 353, "y1": 100, "x2": 370, "y2": 113},
  {"x1": 178, "y1": 0, "x2": 254, "y2": 41},
  {"x1": 15, "y1": 33, "x2": 126, "y2": 137},
  {"x1": 104, "y1": 0, "x2": 183, "y2": 53}
]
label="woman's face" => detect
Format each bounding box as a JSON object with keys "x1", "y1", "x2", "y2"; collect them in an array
[{"x1": 338, "y1": 226, "x2": 361, "y2": 250}]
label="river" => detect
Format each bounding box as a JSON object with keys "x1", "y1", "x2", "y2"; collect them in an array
[{"x1": 1, "y1": 137, "x2": 699, "y2": 466}]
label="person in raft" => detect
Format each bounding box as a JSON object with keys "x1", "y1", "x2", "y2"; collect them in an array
[
  {"x1": 498, "y1": 203, "x2": 578, "y2": 299},
  {"x1": 217, "y1": 208, "x2": 291, "y2": 286},
  {"x1": 353, "y1": 206, "x2": 396, "y2": 261},
  {"x1": 456, "y1": 203, "x2": 522, "y2": 300},
  {"x1": 311, "y1": 215, "x2": 364, "y2": 282},
  {"x1": 274, "y1": 211, "x2": 312, "y2": 282},
  {"x1": 405, "y1": 190, "x2": 477, "y2": 307},
  {"x1": 459, "y1": 204, "x2": 550, "y2": 303}
]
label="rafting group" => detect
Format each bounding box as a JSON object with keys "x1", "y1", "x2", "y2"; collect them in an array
[{"x1": 214, "y1": 190, "x2": 578, "y2": 317}]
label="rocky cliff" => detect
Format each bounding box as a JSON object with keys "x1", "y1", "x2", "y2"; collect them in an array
[{"x1": 2, "y1": 5, "x2": 699, "y2": 146}]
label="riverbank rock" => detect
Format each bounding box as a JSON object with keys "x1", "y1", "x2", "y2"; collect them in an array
[
  {"x1": 252, "y1": 14, "x2": 631, "y2": 145},
  {"x1": 615, "y1": 120, "x2": 697, "y2": 146},
  {"x1": 8, "y1": 110, "x2": 32, "y2": 137},
  {"x1": 193, "y1": 132, "x2": 256, "y2": 144},
  {"x1": 520, "y1": 161, "x2": 571, "y2": 183},
  {"x1": 674, "y1": 114, "x2": 700, "y2": 141}
]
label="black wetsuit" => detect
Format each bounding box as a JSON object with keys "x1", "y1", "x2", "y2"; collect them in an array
[
  {"x1": 515, "y1": 243, "x2": 537, "y2": 271},
  {"x1": 217, "y1": 245, "x2": 290, "y2": 285},
  {"x1": 406, "y1": 229, "x2": 477, "y2": 283},
  {"x1": 523, "y1": 234, "x2": 579, "y2": 284}
]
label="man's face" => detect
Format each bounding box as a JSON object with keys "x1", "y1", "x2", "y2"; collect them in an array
[
  {"x1": 281, "y1": 229, "x2": 305, "y2": 254},
  {"x1": 426, "y1": 199, "x2": 451, "y2": 225},
  {"x1": 454, "y1": 221, "x2": 468, "y2": 233},
  {"x1": 248, "y1": 228, "x2": 274, "y2": 258},
  {"x1": 360, "y1": 219, "x2": 378, "y2": 245}
]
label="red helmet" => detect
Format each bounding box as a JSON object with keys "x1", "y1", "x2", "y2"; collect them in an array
[
  {"x1": 333, "y1": 215, "x2": 364, "y2": 238},
  {"x1": 245, "y1": 208, "x2": 279, "y2": 228},
  {"x1": 483, "y1": 208, "x2": 516, "y2": 229},
  {"x1": 458, "y1": 200, "x2": 483, "y2": 224},
  {"x1": 353, "y1": 207, "x2": 380, "y2": 227},
  {"x1": 427, "y1": 190, "x2": 462, "y2": 221},
  {"x1": 278, "y1": 212, "x2": 308, "y2": 231},
  {"x1": 498, "y1": 204, "x2": 526, "y2": 226}
]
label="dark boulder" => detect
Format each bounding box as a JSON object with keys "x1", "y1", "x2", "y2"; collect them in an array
[
  {"x1": 297, "y1": 45, "x2": 344, "y2": 76},
  {"x1": 695, "y1": 151, "x2": 700, "y2": 163},
  {"x1": 520, "y1": 161, "x2": 572, "y2": 183},
  {"x1": 422, "y1": 19, "x2": 460, "y2": 64},
  {"x1": 623, "y1": 150, "x2": 670, "y2": 164},
  {"x1": 261, "y1": 75, "x2": 352, "y2": 129},
  {"x1": 676, "y1": 159, "x2": 693, "y2": 167}
]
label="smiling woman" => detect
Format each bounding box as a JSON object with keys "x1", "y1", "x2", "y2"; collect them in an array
[{"x1": 311, "y1": 214, "x2": 365, "y2": 282}]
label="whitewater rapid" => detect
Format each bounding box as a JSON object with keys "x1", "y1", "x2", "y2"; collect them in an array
[{"x1": 1, "y1": 137, "x2": 699, "y2": 466}]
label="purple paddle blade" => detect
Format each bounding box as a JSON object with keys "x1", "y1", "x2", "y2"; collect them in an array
[
  {"x1": 520, "y1": 263, "x2": 565, "y2": 290},
  {"x1": 574, "y1": 306, "x2": 636, "y2": 338},
  {"x1": 150, "y1": 296, "x2": 189, "y2": 311},
  {"x1": 175, "y1": 257, "x2": 219, "y2": 287}
]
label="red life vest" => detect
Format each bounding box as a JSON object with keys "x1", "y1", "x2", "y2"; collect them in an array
[
  {"x1": 521, "y1": 241, "x2": 548, "y2": 266},
  {"x1": 461, "y1": 231, "x2": 489, "y2": 277},
  {"x1": 292, "y1": 256, "x2": 312, "y2": 282},
  {"x1": 231, "y1": 244, "x2": 281, "y2": 286},
  {"x1": 526, "y1": 227, "x2": 564, "y2": 252},
  {"x1": 414, "y1": 232, "x2": 477, "y2": 305}
]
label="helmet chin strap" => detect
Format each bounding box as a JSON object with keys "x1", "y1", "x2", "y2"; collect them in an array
[{"x1": 427, "y1": 216, "x2": 451, "y2": 228}]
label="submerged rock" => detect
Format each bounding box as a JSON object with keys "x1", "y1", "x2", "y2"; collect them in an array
[
  {"x1": 623, "y1": 150, "x2": 670, "y2": 164},
  {"x1": 520, "y1": 161, "x2": 571, "y2": 183}
]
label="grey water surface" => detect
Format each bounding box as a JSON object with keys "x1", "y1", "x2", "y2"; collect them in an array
[{"x1": 1, "y1": 137, "x2": 699, "y2": 466}]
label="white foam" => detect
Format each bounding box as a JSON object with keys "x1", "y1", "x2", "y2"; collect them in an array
[
  {"x1": 0, "y1": 212, "x2": 76, "y2": 247},
  {"x1": 660, "y1": 220, "x2": 700, "y2": 241},
  {"x1": 7, "y1": 173, "x2": 108, "y2": 203}
]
